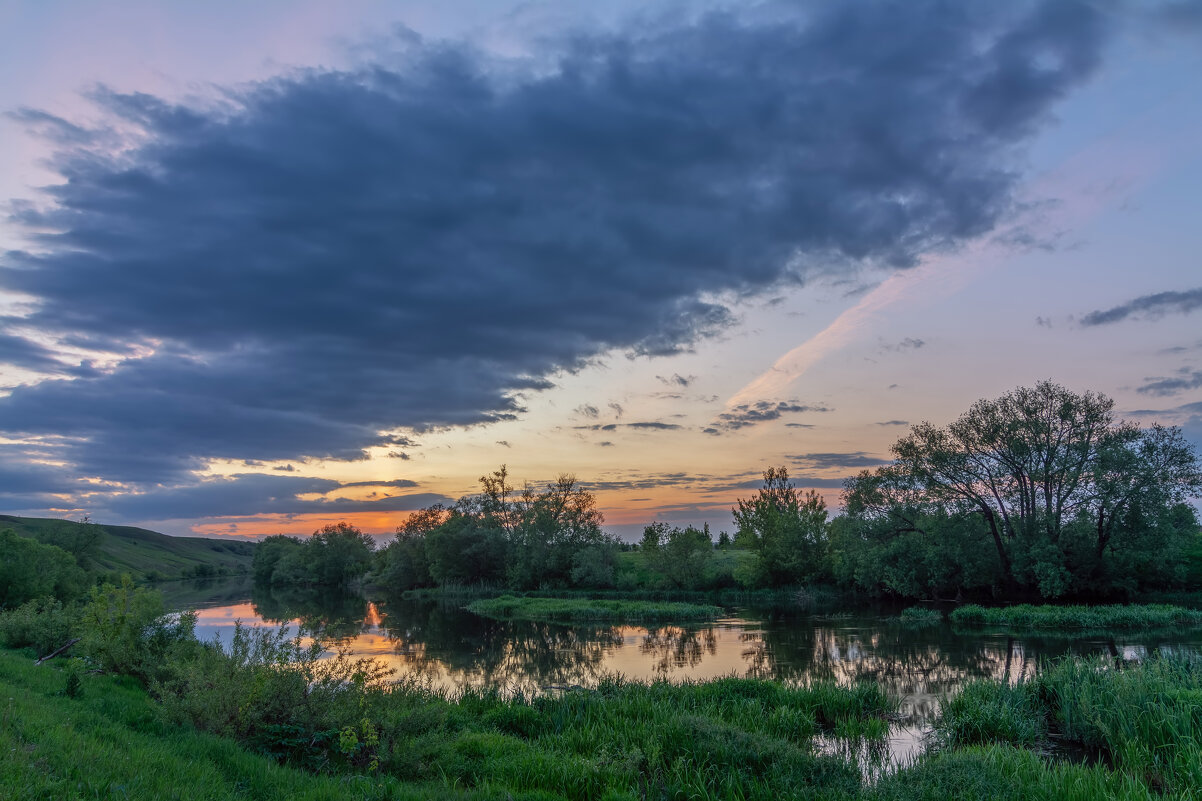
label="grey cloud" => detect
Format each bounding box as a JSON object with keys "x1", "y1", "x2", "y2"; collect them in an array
[
  {"x1": 882, "y1": 337, "x2": 926, "y2": 352},
  {"x1": 1080, "y1": 288, "x2": 1202, "y2": 326},
  {"x1": 704, "y1": 476, "x2": 849, "y2": 492},
  {"x1": 99, "y1": 474, "x2": 448, "y2": 521},
  {"x1": 575, "y1": 421, "x2": 681, "y2": 432},
  {"x1": 0, "y1": 1, "x2": 1109, "y2": 506},
  {"x1": 339, "y1": 478, "x2": 420, "y2": 489},
  {"x1": 656, "y1": 373, "x2": 696, "y2": 388},
  {"x1": 1137, "y1": 368, "x2": 1202, "y2": 397},
  {"x1": 877, "y1": 419, "x2": 910, "y2": 426},
  {"x1": 790, "y1": 451, "x2": 890, "y2": 469},
  {"x1": 574, "y1": 404, "x2": 600, "y2": 419},
  {"x1": 707, "y1": 400, "x2": 832, "y2": 433}
]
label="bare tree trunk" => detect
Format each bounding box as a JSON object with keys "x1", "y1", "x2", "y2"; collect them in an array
[{"x1": 35, "y1": 638, "x2": 80, "y2": 666}]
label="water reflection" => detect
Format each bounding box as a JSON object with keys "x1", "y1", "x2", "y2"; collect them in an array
[{"x1": 183, "y1": 582, "x2": 1202, "y2": 728}]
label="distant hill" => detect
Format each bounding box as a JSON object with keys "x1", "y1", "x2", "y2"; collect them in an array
[{"x1": 0, "y1": 515, "x2": 256, "y2": 581}]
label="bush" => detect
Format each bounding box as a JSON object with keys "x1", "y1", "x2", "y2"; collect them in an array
[
  {"x1": 0, "y1": 529, "x2": 89, "y2": 607},
  {"x1": 77, "y1": 576, "x2": 197, "y2": 681},
  {"x1": 0, "y1": 597, "x2": 77, "y2": 656}
]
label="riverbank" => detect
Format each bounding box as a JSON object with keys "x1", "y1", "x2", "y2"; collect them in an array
[
  {"x1": 950, "y1": 603, "x2": 1202, "y2": 631},
  {"x1": 5, "y1": 643, "x2": 1196, "y2": 800},
  {"x1": 464, "y1": 595, "x2": 723, "y2": 622}
]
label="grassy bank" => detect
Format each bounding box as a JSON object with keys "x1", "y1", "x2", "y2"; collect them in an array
[
  {"x1": 0, "y1": 647, "x2": 488, "y2": 800},
  {"x1": 464, "y1": 595, "x2": 723, "y2": 623},
  {"x1": 949, "y1": 603, "x2": 1202, "y2": 631},
  {"x1": 6, "y1": 636, "x2": 1199, "y2": 800},
  {"x1": 935, "y1": 653, "x2": 1202, "y2": 797}
]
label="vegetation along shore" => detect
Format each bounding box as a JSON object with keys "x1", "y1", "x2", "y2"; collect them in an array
[{"x1": 2, "y1": 382, "x2": 1201, "y2": 799}]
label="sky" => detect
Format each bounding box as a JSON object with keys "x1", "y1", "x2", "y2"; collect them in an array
[{"x1": 1, "y1": 0, "x2": 1201, "y2": 541}]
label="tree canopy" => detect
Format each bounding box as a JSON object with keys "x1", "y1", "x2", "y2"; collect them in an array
[{"x1": 844, "y1": 381, "x2": 1202, "y2": 598}]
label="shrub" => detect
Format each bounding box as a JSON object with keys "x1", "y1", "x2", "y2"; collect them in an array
[
  {"x1": 0, "y1": 597, "x2": 77, "y2": 656},
  {"x1": 77, "y1": 576, "x2": 196, "y2": 680}
]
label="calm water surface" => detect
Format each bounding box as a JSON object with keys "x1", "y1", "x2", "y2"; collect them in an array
[{"x1": 164, "y1": 578, "x2": 1202, "y2": 770}]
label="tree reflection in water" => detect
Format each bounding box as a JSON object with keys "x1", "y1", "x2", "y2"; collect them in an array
[
  {"x1": 250, "y1": 583, "x2": 369, "y2": 641},
  {"x1": 188, "y1": 582, "x2": 1202, "y2": 717},
  {"x1": 639, "y1": 626, "x2": 718, "y2": 675}
]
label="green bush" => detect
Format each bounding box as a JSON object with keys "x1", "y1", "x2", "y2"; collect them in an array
[
  {"x1": 0, "y1": 596, "x2": 77, "y2": 656},
  {"x1": 77, "y1": 576, "x2": 197, "y2": 680},
  {"x1": 0, "y1": 528, "x2": 89, "y2": 607}
]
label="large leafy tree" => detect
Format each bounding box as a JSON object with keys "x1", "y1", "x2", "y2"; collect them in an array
[
  {"x1": 733, "y1": 467, "x2": 829, "y2": 586},
  {"x1": 845, "y1": 381, "x2": 1201, "y2": 598}
]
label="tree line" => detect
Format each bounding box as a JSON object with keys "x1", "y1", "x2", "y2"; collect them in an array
[{"x1": 248, "y1": 381, "x2": 1202, "y2": 601}]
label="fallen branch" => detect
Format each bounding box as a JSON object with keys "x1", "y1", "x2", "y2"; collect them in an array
[{"x1": 35, "y1": 638, "x2": 80, "y2": 666}]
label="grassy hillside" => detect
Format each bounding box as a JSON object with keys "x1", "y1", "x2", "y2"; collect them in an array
[{"x1": 0, "y1": 515, "x2": 255, "y2": 581}]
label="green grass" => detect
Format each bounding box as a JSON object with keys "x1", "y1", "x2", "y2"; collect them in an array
[
  {"x1": 869, "y1": 745, "x2": 1160, "y2": 801},
  {"x1": 4, "y1": 642, "x2": 893, "y2": 801},
  {"x1": 1, "y1": 514, "x2": 255, "y2": 581},
  {"x1": 0, "y1": 648, "x2": 510, "y2": 800},
  {"x1": 897, "y1": 607, "x2": 943, "y2": 627},
  {"x1": 8, "y1": 633, "x2": 1202, "y2": 801},
  {"x1": 934, "y1": 653, "x2": 1202, "y2": 796},
  {"x1": 464, "y1": 595, "x2": 723, "y2": 623},
  {"x1": 949, "y1": 603, "x2": 1202, "y2": 631}
]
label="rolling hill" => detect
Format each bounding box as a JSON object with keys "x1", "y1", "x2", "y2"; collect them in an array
[{"x1": 0, "y1": 515, "x2": 256, "y2": 581}]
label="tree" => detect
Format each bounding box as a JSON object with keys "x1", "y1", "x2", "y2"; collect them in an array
[
  {"x1": 845, "y1": 381, "x2": 1202, "y2": 598},
  {"x1": 0, "y1": 529, "x2": 89, "y2": 606},
  {"x1": 641, "y1": 522, "x2": 713, "y2": 588},
  {"x1": 732, "y1": 467, "x2": 829, "y2": 586},
  {"x1": 308, "y1": 522, "x2": 375, "y2": 587}
]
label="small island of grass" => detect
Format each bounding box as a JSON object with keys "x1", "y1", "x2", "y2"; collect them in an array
[
  {"x1": 950, "y1": 603, "x2": 1202, "y2": 631},
  {"x1": 464, "y1": 595, "x2": 723, "y2": 623}
]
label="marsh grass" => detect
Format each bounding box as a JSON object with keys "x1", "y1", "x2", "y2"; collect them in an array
[
  {"x1": 896, "y1": 607, "x2": 943, "y2": 627},
  {"x1": 933, "y1": 653, "x2": 1202, "y2": 796},
  {"x1": 464, "y1": 595, "x2": 723, "y2": 623},
  {"x1": 949, "y1": 603, "x2": 1202, "y2": 631}
]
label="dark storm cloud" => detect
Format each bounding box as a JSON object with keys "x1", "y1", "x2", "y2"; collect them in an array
[
  {"x1": 1079, "y1": 288, "x2": 1202, "y2": 326},
  {"x1": 705, "y1": 400, "x2": 831, "y2": 434},
  {"x1": 98, "y1": 474, "x2": 449, "y2": 520},
  {"x1": 790, "y1": 452, "x2": 891, "y2": 469},
  {"x1": 0, "y1": 333, "x2": 67, "y2": 374},
  {"x1": 1, "y1": 1, "x2": 1108, "y2": 498},
  {"x1": 1137, "y1": 368, "x2": 1202, "y2": 397}
]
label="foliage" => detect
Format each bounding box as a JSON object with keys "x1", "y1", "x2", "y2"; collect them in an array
[
  {"x1": 933, "y1": 653, "x2": 1202, "y2": 796},
  {"x1": 253, "y1": 523, "x2": 374, "y2": 588},
  {"x1": 77, "y1": 575, "x2": 197, "y2": 680},
  {"x1": 0, "y1": 596, "x2": 78, "y2": 656},
  {"x1": 0, "y1": 528, "x2": 89, "y2": 607},
  {"x1": 843, "y1": 381, "x2": 1202, "y2": 599},
  {"x1": 640, "y1": 522, "x2": 714, "y2": 588},
  {"x1": 373, "y1": 467, "x2": 619, "y2": 593},
  {"x1": 733, "y1": 467, "x2": 830, "y2": 587},
  {"x1": 0, "y1": 647, "x2": 488, "y2": 801},
  {"x1": 464, "y1": 595, "x2": 723, "y2": 623},
  {"x1": 948, "y1": 603, "x2": 1202, "y2": 631}
]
